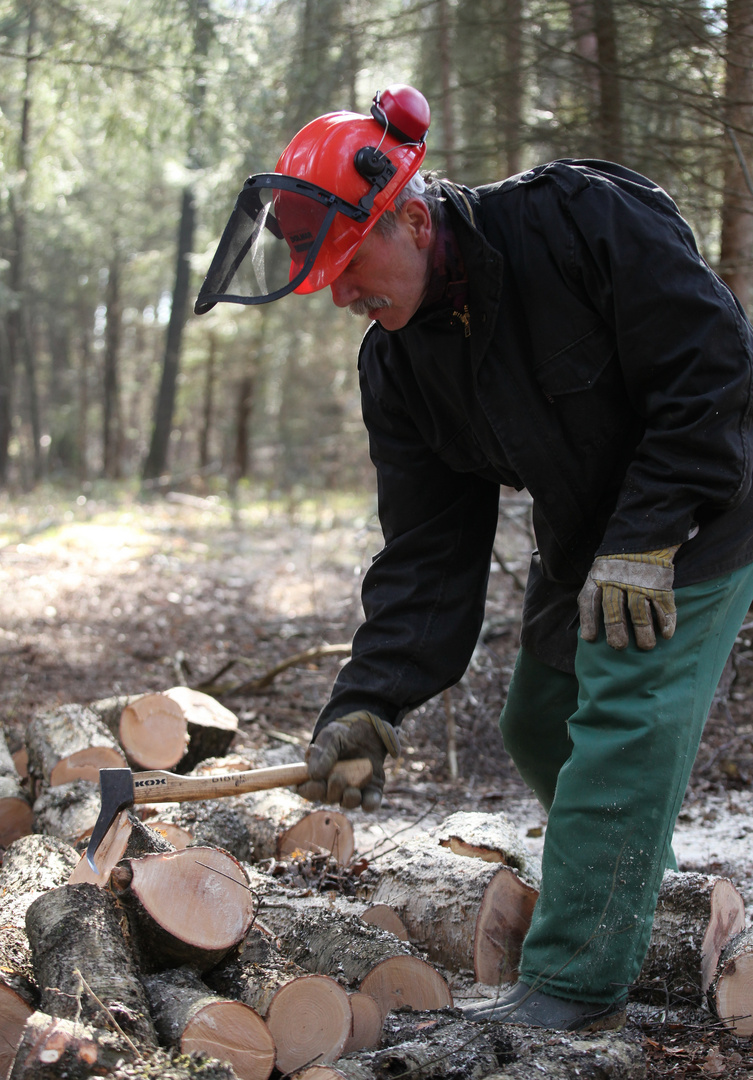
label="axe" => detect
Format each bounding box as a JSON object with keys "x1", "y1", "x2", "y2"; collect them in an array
[{"x1": 85, "y1": 757, "x2": 372, "y2": 872}]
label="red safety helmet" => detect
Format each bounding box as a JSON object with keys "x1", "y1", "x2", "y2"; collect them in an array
[{"x1": 195, "y1": 85, "x2": 430, "y2": 314}]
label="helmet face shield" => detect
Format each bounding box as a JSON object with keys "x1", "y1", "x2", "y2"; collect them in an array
[{"x1": 194, "y1": 175, "x2": 367, "y2": 314}]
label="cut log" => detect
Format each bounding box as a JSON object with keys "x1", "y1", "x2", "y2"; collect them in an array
[
  {"x1": 146, "y1": 799, "x2": 254, "y2": 863},
  {"x1": 25, "y1": 882, "x2": 158, "y2": 1048},
  {"x1": 31, "y1": 779, "x2": 101, "y2": 844},
  {"x1": 0, "y1": 834, "x2": 80, "y2": 983},
  {"x1": 258, "y1": 900, "x2": 453, "y2": 1018},
  {"x1": 343, "y1": 993, "x2": 383, "y2": 1054},
  {"x1": 0, "y1": 728, "x2": 32, "y2": 848},
  {"x1": 68, "y1": 809, "x2": 175, "y2": 886},
  {"x1": 205, "y1": 941, "x2": 352, "y2": 1076},
  {"x1": 109, "y1": 846, "x2": 257, "y2": 972},
  {"x1": 141, "y1": 966, "x2": 275, "y2": 1080},
  {"x1": 359, "y1": 904, "x2": 409, "y2": 941},
  {"x1": 363, "y1": 832, "x2": 538, "y2": 984},
  {"x1": 293, "y1": 1015, "x2": 506, "y2": 1080},
  {"x1": 8, "y1": 1012, "x2": 137, "y2": 1080},
  {"x1": 163, "y1": 687, "x2": 239, "y2": 772},
  {"x1": 25, "y1": 704, "x2": 127, "y2": 792},
  {"x1": 0, "y1": 979, "x2": 36, "y2": 1079},
  {"x1": 709, "y1": 928, "x2": 753, "y2": 1036},
  {"x1": 432, "y1": 811, "x2": 542, "y2": 888},
  {"x1": 118, "y1": 692, "x2": 189, "y2": 769},
  {"x1": 635, "y1": 870, "x2": 745, "y2": 1003}
]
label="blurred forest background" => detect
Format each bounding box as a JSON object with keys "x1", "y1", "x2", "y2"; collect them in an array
[{"x1": 1, "y1": 0, "x2": 753, "y2": 497}]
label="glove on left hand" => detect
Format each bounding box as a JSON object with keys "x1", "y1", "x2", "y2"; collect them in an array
[
  {"x1": 578, "y1": 546, "x2": 679, "y2": 651},
  {"x1": 297, "y1": 710, "x2": 400, "y2": 811}
]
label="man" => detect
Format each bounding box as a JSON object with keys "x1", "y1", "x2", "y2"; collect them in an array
[{"x1": 195, "y1": 86, "x2": 753, "y2": 1031}]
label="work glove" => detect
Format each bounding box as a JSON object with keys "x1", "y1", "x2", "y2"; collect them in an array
[
  {"x1": 577, "y1": 546, "x2": 679, "y2": 651},
  {"x1": 297, "y1": 710, "x2": 400, "y2": 811}
]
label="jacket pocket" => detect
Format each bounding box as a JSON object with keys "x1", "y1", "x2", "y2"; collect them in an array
[{"x1": 534, "y1": 323, "x2": 616, "y2": 397}]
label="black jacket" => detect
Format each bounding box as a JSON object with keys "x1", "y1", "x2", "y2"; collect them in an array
[{"x1": 316, "y1": 160, "x2": 753, "y2": 731}]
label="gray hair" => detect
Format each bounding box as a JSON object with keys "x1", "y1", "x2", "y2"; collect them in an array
[{"x1": 374, "y1": 172, "x2": 443, "y2": 235}]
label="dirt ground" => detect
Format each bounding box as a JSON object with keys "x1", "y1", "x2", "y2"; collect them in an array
[{"x1": 2, "y1": 486, "x2": 753, "y2": 1078}]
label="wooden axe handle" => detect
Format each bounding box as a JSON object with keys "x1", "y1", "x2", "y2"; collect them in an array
[{"x1": 130, "y1": 757, "x2": 372, "y2": 805}]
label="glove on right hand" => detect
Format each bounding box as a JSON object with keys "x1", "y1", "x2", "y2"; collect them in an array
[{"x1": 297, "y1": 710, "x2": 400, "y2": 811}]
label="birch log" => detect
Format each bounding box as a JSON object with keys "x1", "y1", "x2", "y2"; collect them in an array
[
  {"x1": 363, "y1": 832, "x2": 538, "y2": 984},
  {"x1": 709, "y1": 928, "x2": 753, "y2": 1036},
  {"x1": 8, "y1": 1012, "x2": 136, "y2": 1080},
  {"x1": 0, "y1": 834, "x2": 80, "y2": 983},
  {"x1": 25, "y1": 882, "x2": 158, "y2": 1048},
  {"x1": 141, "y1": 966, "x2": 276, "y2": 1080},
  {"x1": 206, "y1": 941, "x2": 353, "y2": 1075},
  {"x1": 25, "y1": 704, "x2": 126, "y2": 792},
  {"x1": 0, "y1": 979, "x2": 36, "y2": 1079},
  {"x1": 118, "y1": 692, "x2": 189, "y2": 769},
  {"x1": 636, "y1": 870, "x2": 745, "y2": 1003},
  {"x1": 163, "y1": 687, "x2": 239, "y2": 772},
  {"x1": 31, "y1": 779, "x2": 102, "y2": 844},
  {"x1": 258, "y1": 900, "x2": 453, "y2": 1018},
  {"x1": 0, "y1": 727, "x2": 32, "y2": 848},
  {"x1": 109, "y1": 847, "x2": 257, "y2": 972},
  {"x1": 431, "y1": 811, "x2": 542, "y2": 887}
]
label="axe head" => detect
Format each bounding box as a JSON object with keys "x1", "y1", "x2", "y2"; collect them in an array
[{"x1": 86, "y1": 768, "x2": 135, "y2": 873}]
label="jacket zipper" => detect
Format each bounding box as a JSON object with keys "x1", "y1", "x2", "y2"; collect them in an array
[{"x1": 453, "y1": 305, "x2": 471, "y2": 338}]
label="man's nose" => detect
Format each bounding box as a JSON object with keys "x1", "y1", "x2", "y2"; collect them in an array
[{"x1": 330, "y1": 275, "x2": 358, "y2": 308}]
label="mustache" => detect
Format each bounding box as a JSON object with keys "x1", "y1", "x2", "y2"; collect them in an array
[{"x1": 348, "y1": 296, "x2": 393, "y2": 317}]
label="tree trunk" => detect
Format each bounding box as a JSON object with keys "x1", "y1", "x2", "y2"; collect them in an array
[
  {"x1": 234, "y1": 373, "x2": 255, "y2": 480},
  {"x1": 109, "y1": 847, "x2": 257, "y2": 972},
  {"x1": 594, "y1": 0, "x2": 623, "y2": 160},
  {"x1": 142, "y1": 184, "x2": 196, "y2": 480},
  {"x1": 635, "y1": 870, "x2": 745, "y2": 1003},
  {"x1": 199, "y1": 332, "x2": 217, "y2": 469},
  {"x1": 25, "y1": 882, "x2": 158, "y2": 1047},
  {"x1": 501, "y1": 0, "x2": 524, "y2": 177},
  {"x1": 719, "y1": 0, "x2": 753, "y2": 310},
  {"x1": 142, "y1": 966, "x2": 276, "y2": 1080},
  {"x1": 102, "y1": 252, "x2": 123, "y2": 479}
]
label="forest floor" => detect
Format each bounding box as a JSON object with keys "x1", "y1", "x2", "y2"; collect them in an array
[{"x1": 2, "y1": 484, "x2": 753, "y2": 1078}]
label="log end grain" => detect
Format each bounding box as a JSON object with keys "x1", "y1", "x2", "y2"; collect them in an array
[
  {"x1": 700, "y1": 878, "x2": 745, "y2": 993},
  {"x1": 119, "y1": 693, "x2": 188, "y2": 770},
  {"x1": 359, "y1": 955, "x2": 453, "y2": 1020},
  {"x1": 48, "y1": 746, "x2": 127, "y2": 787},
  {"x1": 0, "y1": 981, "x2": 35, "y2": 1078},
  {"x1": 279, "y1": 809, "x2": 355, "y2": 866},
  {"x1": 473, "y1": 866, "x2": 539, "y2": 986},
  {"x1": 711, "y1": 929, "x2": 753, "y2": 1036},
  {"x1": 343, "y1": 992, "x2": 383, "y2": 1054},
  {"x1": 360, "y1": 904, "x2": 409, "y2": 942},
  {"x1": 181, "y1": 1000, "x2": 276, "y2": 1080},
  {"x1": 0, "y1": 795, "x2": 33, "y2": 848},
  {"x1": 266, "y1": 973, "x2": 352, "y2": 1075}
]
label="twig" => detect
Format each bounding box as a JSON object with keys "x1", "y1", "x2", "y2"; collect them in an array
[
  {"x1": 205, "y1": 643, "x2": 352, "y2": 696},
  {"x1": 74, "y1": 969, "x2": 143, "y2": 1059}
]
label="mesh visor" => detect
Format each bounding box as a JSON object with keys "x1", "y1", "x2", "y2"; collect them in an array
[{"x1": 194, "y1": 175, "x2": 364, "y2": 314}]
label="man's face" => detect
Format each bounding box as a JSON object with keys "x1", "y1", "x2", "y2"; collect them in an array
[{"x1": 329, "y1": 200, "x2": 434, "y2": 331}]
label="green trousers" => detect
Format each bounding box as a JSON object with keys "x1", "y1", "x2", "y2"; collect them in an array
[{"x1": 499, "y1": 564, "x2": 753, "y2": 1005}]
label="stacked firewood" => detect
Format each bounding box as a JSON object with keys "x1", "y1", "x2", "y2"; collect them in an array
[{"x1": 0, "y1": 694, "x2": 751, "y2": 1080}]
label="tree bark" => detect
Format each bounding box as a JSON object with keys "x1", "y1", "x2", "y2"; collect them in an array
[
  {"x1": 32, "y1": 779, "x2": 101, "y2": 844},
  {"x1": 25, "y1": 882, "x2": 158, "y2": 1048},
  {"x1": 69, "y1": 808, "x2": 175, "y2": 887},
  {"x1": 719, "y1": 0, "x2": 753, "y2": 310},
  {"x1": 594, "y1": 0, "x2": 623, "y2": 160},
  {"x1": 141, "y1": 966, "x2": 275, "y2": 1080},
  {"x1": 0, "y1": 834, "x2": 80, "y2": 984},
  {"x1": 166, "y1": 687, "x2": 239, "y2": 771},
  {"x1": 8, "y1": 1012, "x2": 136, "y2": 1080},
  {"x1": 142, "y1": 184, "x2": 196, "y2": 481},
  {"x1": 102, "y1": 252, "x2": 124, "y2": 479}
]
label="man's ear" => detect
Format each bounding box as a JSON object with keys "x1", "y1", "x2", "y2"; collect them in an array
[{"x1": 401, "y1": 198, "x2": 434, "y2": 249}]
